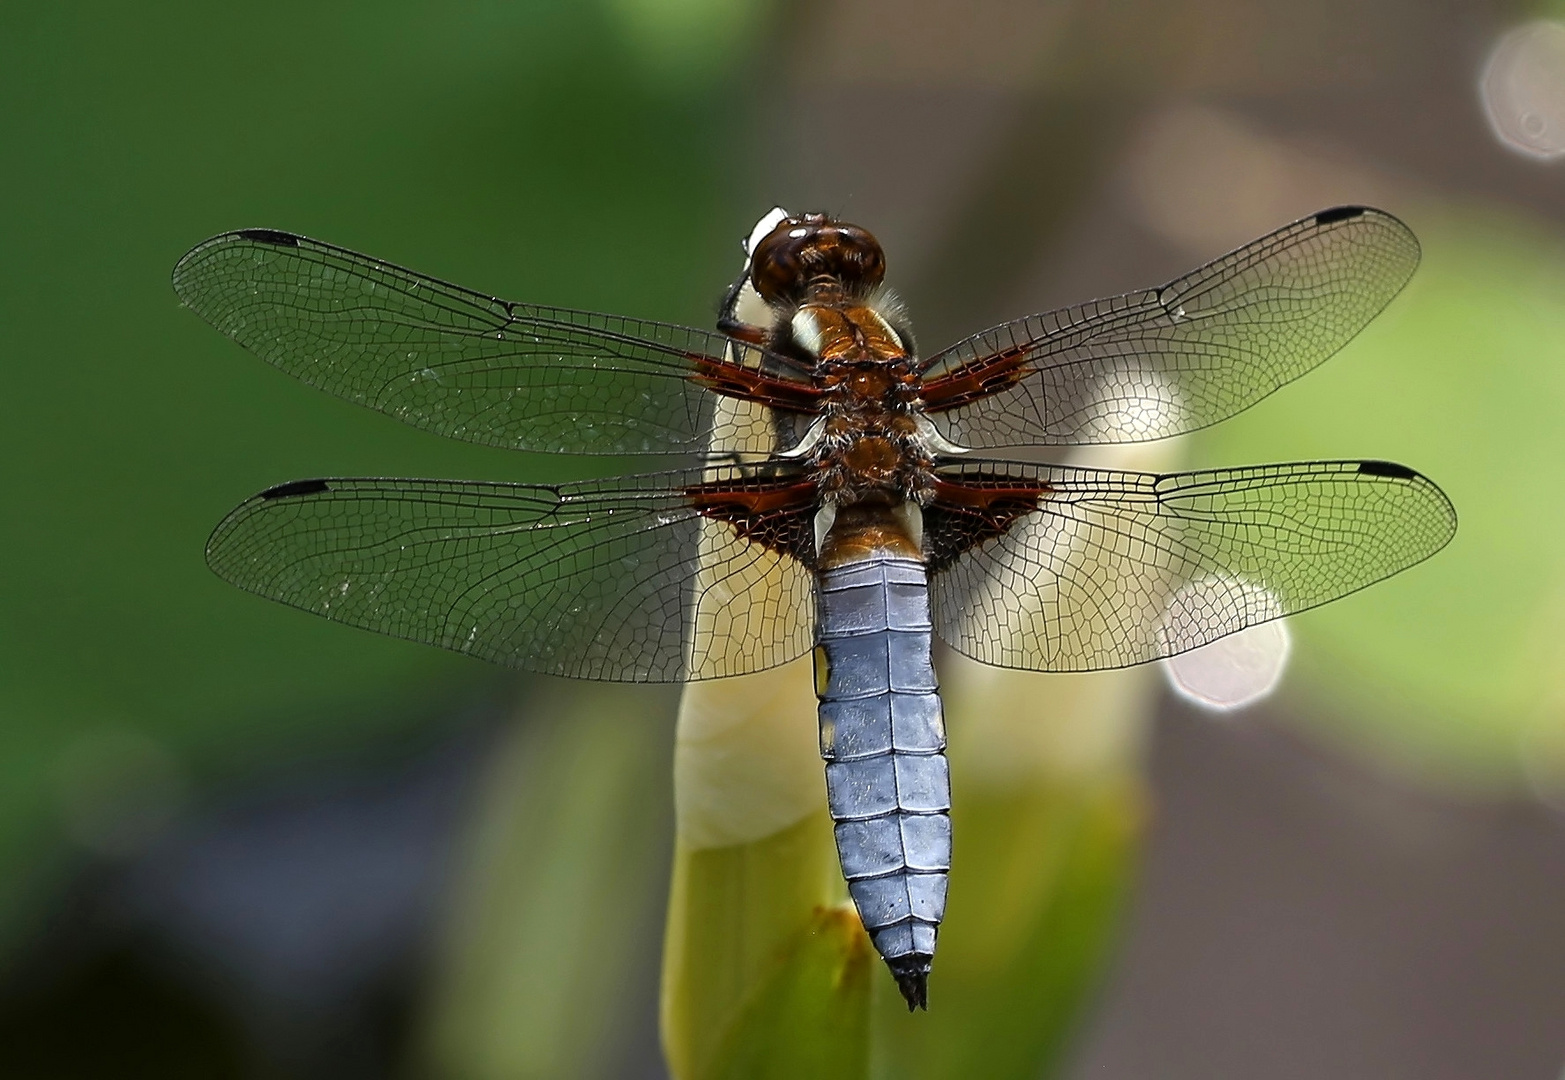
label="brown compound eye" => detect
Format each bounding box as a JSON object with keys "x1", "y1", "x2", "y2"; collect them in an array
[{"x1": 750, "y1": 214, "x2": 886, "y2": 303}]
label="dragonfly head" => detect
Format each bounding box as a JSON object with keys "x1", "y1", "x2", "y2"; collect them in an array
[{"x1": 750, "y1": 213, "x2": 886, "y2": 305}]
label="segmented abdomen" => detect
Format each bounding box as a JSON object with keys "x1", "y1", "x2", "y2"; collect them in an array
[{"x1": 815, "y1": 553, "x2": 950, "y2": 1005}]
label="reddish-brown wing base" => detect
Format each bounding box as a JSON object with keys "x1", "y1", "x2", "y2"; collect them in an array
[
  {"x1": 689, "y1": 355, "x2": 823, "y2": 413},
  {"x1": 924, "y1": 476, "x2": 1051, "y2": 572},
  {"x1": 686, "y1": 474, "x2": 819, "y2": 563},
  {"x1": 686, "y1": 473, "x2": 1052, "y2": 574},
  {"x1": 917, "y1": 346, "x2": 1032, "y2": 411}
]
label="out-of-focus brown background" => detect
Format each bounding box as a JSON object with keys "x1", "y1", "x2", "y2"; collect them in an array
[{"x1": 2, "y1": 0, "x2": 1563, "y2": 1076}]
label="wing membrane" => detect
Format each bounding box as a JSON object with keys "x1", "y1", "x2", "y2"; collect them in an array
[
  {"x1": 205, "y1": 468, "x2": 816, "y2": 681},
  {"x1": 920, "y1": 207, "x2": 1419, "y2": 448},
  {"x1": 928, "y1": 458, "x2": 1455, "y2": 672},
  {"x1": 173, "y1": 230, "x2": 814, "y2": 457}
]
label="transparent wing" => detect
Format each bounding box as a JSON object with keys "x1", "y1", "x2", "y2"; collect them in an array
[
  {"x1": 919, "y1": 207, "x2": 1419, "y2": 448},
  {"x1": 173, "y1": 230, "x2": 817, "y2": 457},
  {"x1": 927, "y1": 458, "x2": 1455, "y2": 672},
  {"x1": 205, "y1": 468, "x2": 817, "y2": 681}
]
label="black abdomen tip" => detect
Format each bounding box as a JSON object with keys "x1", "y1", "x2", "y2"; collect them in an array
[
  {"x1": 237, "y1": 228, "x2": 301, "y2": 247},
  {"x1": 887, "y1": 955, "x2": 931, "y2": 1011}
]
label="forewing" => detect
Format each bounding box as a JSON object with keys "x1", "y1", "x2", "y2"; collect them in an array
[
  {"x1": 928, "y1": 459, "x2": 1455, "y2": 672},
  {"x1": 205, "y1": 468, "x2": 817, "y2": 681},
  {"x1": 173, "y1": 230, "x2": 815, "y2": 457},
  {"x1": 919, "y1": 207, "x2": 1420, "y2": 448}
]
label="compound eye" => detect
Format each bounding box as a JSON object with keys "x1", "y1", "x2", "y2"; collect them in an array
[
  {"x1": 825, "y1": 223, "x2": 886, "y2": 291},
  {"x1": 749, "y1": 215, "x2": 885, "y2": 303},
  {"x1": 749, "y1": 215, "x2": 821, "y2": 303}
]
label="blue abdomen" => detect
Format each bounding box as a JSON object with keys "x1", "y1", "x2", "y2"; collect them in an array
[{"x1": 815, "y1": 553, "x2": 950, "y2": 1009}]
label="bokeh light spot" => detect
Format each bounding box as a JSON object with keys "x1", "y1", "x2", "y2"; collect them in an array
[
  {"x1": 1165, "y1": 619, "x2": 1291, "y2": 711},
  {"x1": 1160, "y1": 578, "x2": 1291, "y2": 712},
  {"x1": 1480, "y1": 21, "x2": 1565, "y2": 160}
]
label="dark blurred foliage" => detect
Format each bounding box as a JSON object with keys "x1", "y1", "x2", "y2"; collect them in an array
[
  {"x1": 0, "y1": 0, "x2": 745, "y2": 945},
  {"x1": 4, "y1": 0, "x2": 1565, "y2": 1076},
  {"x1": 1, "y1": 1, "x2": 739, "y2": 1073}
]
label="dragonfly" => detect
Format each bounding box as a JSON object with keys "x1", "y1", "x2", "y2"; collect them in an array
[{"x1": 173, "y1": 205, "x2": 1455, "y2": 1010}]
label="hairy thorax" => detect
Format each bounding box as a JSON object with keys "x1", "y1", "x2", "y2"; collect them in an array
[{"x1": 799, "y1": 300, "x2": 936, "y2": 519}]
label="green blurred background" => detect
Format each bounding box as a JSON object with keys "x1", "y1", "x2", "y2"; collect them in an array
[{"x1": 3, "y1": 0, "x2": 1565, "y2": 1076}]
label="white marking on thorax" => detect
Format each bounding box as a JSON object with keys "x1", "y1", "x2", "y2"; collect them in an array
[
  {"x1": 813, "y1": 503, "x2": 837, "y2": 558},
  {"x1": 912, "y1": 413, "x2": 970, "y2": 457},
  {"x1": 790, "y1": 308, "x2": 825, "y2": 357},
  {"x1": 892, "y1": 501, "x2": 924, "y2": 551},
  {"x1": 778, "y1": 416, "x2": 827, "y2": 458}
]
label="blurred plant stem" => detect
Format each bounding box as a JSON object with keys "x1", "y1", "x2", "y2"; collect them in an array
[
  {"x1": 660, "y1": 655, "x2": 1152, "y2": 1079},
  {"x1": 870, "y1": 657, "x2": 1148, "y2": 1077},
  {"x1": 661, "y1": 659, "x2": 875, "y2": 1079},
  {"x1": 422, "y1": 681, "x2": 673, "y2": 1080}
]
